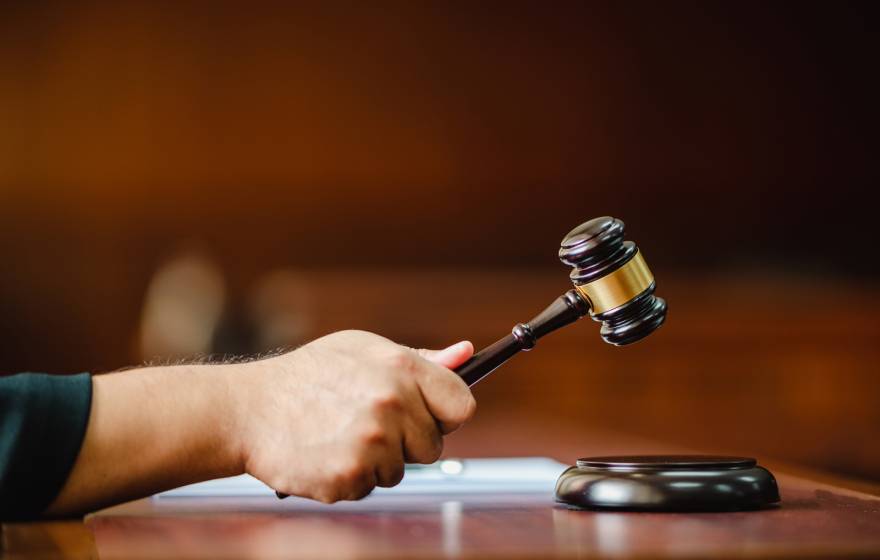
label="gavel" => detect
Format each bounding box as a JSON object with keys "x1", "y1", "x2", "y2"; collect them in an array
[{"x1": 455, "y1": 215, "x2": 667, "y2": 386}]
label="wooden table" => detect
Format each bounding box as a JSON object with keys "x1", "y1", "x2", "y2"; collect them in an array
[{"x1": 3, "y1": 417, "x2": 879, "y2": 559}]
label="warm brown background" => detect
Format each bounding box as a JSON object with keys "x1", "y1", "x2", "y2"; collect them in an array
[{"x1": 1, "y1": 2, "x2": 878, "y2": 481}]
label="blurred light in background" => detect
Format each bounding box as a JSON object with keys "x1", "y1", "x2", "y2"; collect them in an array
[{"x1": 139, "y1": 249, "x2": 226, "y2": 362}]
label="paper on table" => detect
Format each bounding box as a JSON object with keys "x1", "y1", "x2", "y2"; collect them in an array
[{"x1": 156, "y1": 457, "x2": 569, "y2": 498}]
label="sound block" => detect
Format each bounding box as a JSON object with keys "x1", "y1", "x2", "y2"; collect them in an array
[{"x1": 555, "y1": 455, "x2": 780, "y2": 511}]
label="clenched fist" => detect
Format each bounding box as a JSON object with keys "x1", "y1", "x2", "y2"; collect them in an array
[{"x1": 235, "y1": 330, "x2": 477, "y2": 503}]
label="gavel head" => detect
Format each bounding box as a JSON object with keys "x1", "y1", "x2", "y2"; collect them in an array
[{"x1": 559, "y1": 216, "x2": 667, "y2": 345}]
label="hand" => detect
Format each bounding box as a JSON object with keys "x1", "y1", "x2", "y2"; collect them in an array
[{"x1": 235, "y1": 330, "x2": 476, "y2": 503}]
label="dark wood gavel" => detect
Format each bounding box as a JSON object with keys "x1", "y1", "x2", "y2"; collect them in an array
[{"x1": 455, "y1": 216, "x2": 667, "y2": 386}]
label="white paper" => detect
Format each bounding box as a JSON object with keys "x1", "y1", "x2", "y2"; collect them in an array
[{"x1": 156, "y1": 457, "x2": 568, "y2": 498}]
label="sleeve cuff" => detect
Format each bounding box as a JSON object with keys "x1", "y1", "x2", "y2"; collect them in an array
[{"x1": 0, "y1": 373, "x2": 93, "y2": 520}]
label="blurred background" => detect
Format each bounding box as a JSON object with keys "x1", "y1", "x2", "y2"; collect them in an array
[{"x1": 1, "y1": 2, "x2": 878, "y2": 482}]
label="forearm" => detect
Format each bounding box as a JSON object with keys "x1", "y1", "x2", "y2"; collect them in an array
[{"x1": 45, "y1": 363, "x2": 246, "y2": 516}]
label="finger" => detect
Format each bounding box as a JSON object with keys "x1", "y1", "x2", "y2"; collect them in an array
[
  {"x1": 355, "y1": 410, "x2": 405, "y2": 490},
  {"x1": 346, "y1": 469, "x2": 378, "y2": 500},
  {"x1": 401, "y1": 396, "x2": 443, "y2": 464},
  {"x1": 411, "y1": 357, "x2": 477, "y2": 435},
  {"x1": 374, "y1": 444, "x2": 406, "y2": 488},
  {"x1": 416, "y1": 341, "x2": 474, "y2": 370}
]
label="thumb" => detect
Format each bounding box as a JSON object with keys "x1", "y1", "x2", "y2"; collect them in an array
[{"x1": 416, "y1": 341, "x2": 474, "y2": 370}]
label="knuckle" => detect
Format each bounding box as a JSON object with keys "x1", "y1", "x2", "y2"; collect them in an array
[
  {"x1": 357, "y1": 423, "x2": 389, "y2": 447},
  {"x1": 413, "y1": 445, "x2": 442, "y2": 465},
  {"x1": 407, "y1": 430, "x2": 443, "y2": 464},
  {"x1": 337, "y1": 465, "x2": 375, "y2": 500},
  {"x1": 334, "y1": 464, "x2": 369, "y2": 486},
  {"x1": 388, "y1": 464, "x2": 405, "y2": 486},
  {"x1": 349, "y1": 484, "x2": 374, "y2": 501},
  {"x1": 386, "y1": 348, "x2": 415, "y2": 372},
  {"x1": 460, "y1": 393, "x2": 477, "y2": 422},
  {"x1": 422, "y1": 435, "x2": 443, "y2": 463},
  {"x1": 427, "y1": 437, "x2": 444, "y2": 463},
  {"x1": 370, "y1": 390, "x2": 404, "y2": 414},
  {"x1": 377, "y1": 462, "x2": 405, "y2": 488}
]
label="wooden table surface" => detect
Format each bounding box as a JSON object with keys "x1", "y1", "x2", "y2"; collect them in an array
[{"x1": 3, "y1": 417, "x2": 879, "y2": 559}]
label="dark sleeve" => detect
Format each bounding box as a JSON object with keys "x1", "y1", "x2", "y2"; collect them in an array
[{"x1": 0, "y1": 372, "x2": 92, "y2": 521}]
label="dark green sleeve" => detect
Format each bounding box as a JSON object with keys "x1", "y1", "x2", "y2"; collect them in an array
[{"x1": 0, "y1": 373, "x2": 92, "y2": 521}]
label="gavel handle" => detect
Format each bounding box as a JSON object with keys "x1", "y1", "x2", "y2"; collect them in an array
[
  {"x1": 455, "y1": 289, "x2": 590, "y2": 386},
  {"x1": 455, "y1": 334, "x2": 522, "y2": 386},
  {"x1": 276, "y1": 289, "x2": 589, "y2": 498}
]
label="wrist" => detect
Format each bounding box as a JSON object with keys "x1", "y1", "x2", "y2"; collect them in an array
[
  {"x1": 210, "y1": 362, "x2": 253, "y2": 477},
  {"x1": 228, "y1": 350, "x2": 307, "y2": 478}
]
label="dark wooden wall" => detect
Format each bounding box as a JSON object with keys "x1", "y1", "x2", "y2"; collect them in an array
[{"x1": 1, "y1": 2, "x2": 878, "y2": 480}]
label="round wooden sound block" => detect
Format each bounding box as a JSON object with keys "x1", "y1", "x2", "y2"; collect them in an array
[{"x1": 555, "y1": 455, "x2": 780, "y2": 511}]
